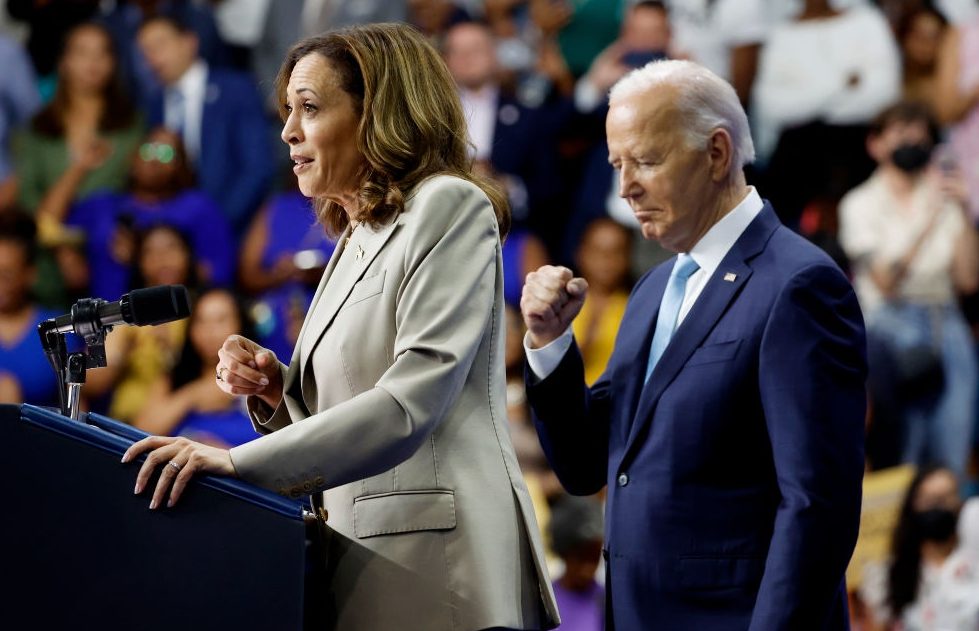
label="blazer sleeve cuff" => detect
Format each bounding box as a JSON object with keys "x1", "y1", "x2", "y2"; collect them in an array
[{"x1": 245, "y1": 362, "x2": 293, "y2": 434}]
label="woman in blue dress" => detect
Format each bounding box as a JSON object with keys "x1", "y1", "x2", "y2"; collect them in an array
[
  {"x1": 0, "y1": 213, "x2": 60, "y2": 405},
  {"x1": 238, "y1": 172, "x2": 335, "y2": 362},
  {"x1": 65, "y1": 127, "x2": 234, "y2": 301},
  {"x1": 133, "y1": 287, "x2": 258, "y2": 447}
]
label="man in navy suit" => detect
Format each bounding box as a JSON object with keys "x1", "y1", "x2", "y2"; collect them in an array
[
  {"x1": 442, "y1": 21, "x2": 564, "y2": 232},
  {"x1": 138, "y1": 15, "x2": 272, "y2": 233},
  {"x1": 521, "y1": 60, "x2": 867, "y2": 630}
]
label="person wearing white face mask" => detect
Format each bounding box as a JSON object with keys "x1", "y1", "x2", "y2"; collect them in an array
[{"x1": 839, "y1": 101, "x2": 979, "y2": 479}]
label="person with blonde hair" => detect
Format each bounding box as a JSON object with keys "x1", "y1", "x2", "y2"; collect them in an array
[{"x1": 122, "y1": 23, "x2": 559, "y2": 631}]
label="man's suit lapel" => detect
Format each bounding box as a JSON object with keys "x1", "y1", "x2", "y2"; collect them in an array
[{"x1": 621, "y1": 204, "x2": 781, "y2": 462}]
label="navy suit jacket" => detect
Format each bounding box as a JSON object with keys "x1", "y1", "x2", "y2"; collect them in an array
[
  {"x1": 561, "y1": 142, "x2": 616, "y2": 264},
  {"x1": 149, "y1": 67, "x2": 273, "y2": 232},
  {"x1": 528, "y1": 204, "x2": 867, "y2": 630},
  {"x1": 489, "y1": 92, "x2": 567, "y2": 218}
]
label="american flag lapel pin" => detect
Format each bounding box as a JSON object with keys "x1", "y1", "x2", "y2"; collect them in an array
[{"x1": 723, "y1": 272, "x2": 737, "y2": 282}]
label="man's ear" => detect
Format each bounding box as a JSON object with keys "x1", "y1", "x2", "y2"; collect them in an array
[{"x1": 706, "y1": 127, "x2": 734, "y2": 183}]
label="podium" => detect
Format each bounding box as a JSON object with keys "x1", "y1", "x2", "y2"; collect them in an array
[{"x1": 0, "y1": 404, "x2": 308, "y2": 630}]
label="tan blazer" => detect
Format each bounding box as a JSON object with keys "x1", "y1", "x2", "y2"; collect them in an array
[{"x1": 230, "y1": 175, "x2": 560, "y2": 631}]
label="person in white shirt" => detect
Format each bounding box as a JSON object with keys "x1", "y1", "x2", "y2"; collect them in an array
[
  {"x1": 839, "y1": 101, "x2": 979, "y2": 480},
  {"x1": 860, "y1": 466, "x2": 979, "y2": 631},
  {"x1": 751, "y1": 0, "x2": 900, "y2": 229},
  {"x1": 663, "y1": 0, "x2": 769, "y2": 105},
  {"x1": 752, "y1": 0, "x2": 901, "y2": 163}
]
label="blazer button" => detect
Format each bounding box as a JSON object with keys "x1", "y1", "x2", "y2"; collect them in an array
[{"x1": 617, "y1": 473, "x2": 629, "y2": 487}]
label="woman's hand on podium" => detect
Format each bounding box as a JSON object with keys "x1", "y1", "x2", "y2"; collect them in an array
[
  {"x1": 122, "y1": 436, "x2": 238, "y2": 509},
  {"x1": 215, "y1": 335, "x2": 283, "y2": 409}
]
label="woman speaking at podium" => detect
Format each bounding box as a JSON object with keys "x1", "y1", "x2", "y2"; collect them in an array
[{"x1": 122, "y1": 23, "x2": 559, "y2": 631}]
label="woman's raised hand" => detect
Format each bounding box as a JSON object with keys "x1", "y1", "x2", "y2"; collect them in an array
[{"x1": 215, "y1": 335, "x2": 283, "y2": 409}]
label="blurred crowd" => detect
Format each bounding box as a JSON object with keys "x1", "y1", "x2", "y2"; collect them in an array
[{"x1": 1, "y1": 0, "x2": 979, "y2": 629}]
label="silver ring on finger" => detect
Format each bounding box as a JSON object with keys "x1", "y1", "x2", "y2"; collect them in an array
[
  {"x1": 215, "y1": 366, "x2": 228, "y2": 383},
  {"x1": 168, "y1": 460, "x2": 182, "y2": 472}
]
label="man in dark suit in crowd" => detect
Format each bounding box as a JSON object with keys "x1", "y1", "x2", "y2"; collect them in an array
[
  {"x1": 138, "y1": 15, "x2": 272, "y2": 233},
  {"x1": 442, "y1": 20, "x2": 564, "y2": 235},
  {"x1": 521, "y1": 59, "x2": 867, "y2": 630}
]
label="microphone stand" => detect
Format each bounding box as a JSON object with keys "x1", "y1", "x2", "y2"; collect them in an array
[
  {"x1": 38, "y1": 298, "x2": 112, "y2": 422},
  {"x1": 39, "y1": 323, "x2": 68, "y2": 417}
]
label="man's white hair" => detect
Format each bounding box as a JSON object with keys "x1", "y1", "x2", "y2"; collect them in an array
[{"x1": 609, "y1": 59, "x2": 755, "y2": 173}]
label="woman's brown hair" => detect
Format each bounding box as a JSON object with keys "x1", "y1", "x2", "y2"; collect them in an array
[
  {"x1": 275, "y1": 23, "x2": 510, "y2": 239},
  {"x1": 32, "y1": 22, "x2": 136, "y2": 137}
]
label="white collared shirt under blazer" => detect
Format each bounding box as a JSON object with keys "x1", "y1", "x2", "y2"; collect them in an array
[{"x1": 230, "y1": 175, "x2": 560, "y2": 631}]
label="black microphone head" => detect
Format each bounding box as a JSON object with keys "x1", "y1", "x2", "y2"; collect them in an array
[{"x1": 123, "y1": 285, "x2": 192, "y2": 326}]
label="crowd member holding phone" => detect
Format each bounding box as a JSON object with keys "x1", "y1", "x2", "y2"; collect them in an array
[
  {"x1": 839, "y1": 101, "x2": 979, "y2": 479},
  {"x1": 574, "y1": 1, "x2": 672, "y2": 115}
]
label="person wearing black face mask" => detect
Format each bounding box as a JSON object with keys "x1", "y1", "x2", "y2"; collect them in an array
[
  {"x1": 857, "y1": 466, "x2": 977, "y2": 630},
  {"x1": 891, "y1": 141, "x2": 934, "y2": 174},
  {"x1": 914, "y1": 504, "x2": 960, "y2": 543},
  {"x1": 839, "y1": 101, "x2": 979, "y2": 479}
]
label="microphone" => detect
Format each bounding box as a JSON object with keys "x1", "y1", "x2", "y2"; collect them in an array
[{"x1": 47, "y1": 285, "x2": 192, "y2": 338}]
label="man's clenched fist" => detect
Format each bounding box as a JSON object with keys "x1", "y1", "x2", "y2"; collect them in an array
[{"x1": 520, "y1": 265, "x2": 589, "y2": 348}]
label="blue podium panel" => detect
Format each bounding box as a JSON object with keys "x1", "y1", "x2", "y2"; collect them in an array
[{"x1": 0, "y1": 405, "x2": 307, "y2": 630}]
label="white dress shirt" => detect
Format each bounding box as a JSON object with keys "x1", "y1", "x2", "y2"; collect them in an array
[
  {"x1": 666, "y1": 0, "x2": 770, "y2": 82},
  {"x1": 526, "y1": 186, "x2": 764, "y2": 379},
  {"x1": 164, "y1": 59, "x2": 208, "y2": 163},
  {"x1": 459, "y1": 85, "x2": 498, "y2": 162},
  {"x1": 751, "y1": 5, "x2": 900, "y2": 161}
]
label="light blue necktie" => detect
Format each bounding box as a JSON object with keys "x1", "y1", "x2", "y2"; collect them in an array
[
  {"x1": 645, "y1": 254, "x2": 700, "y2": 382},
  {"x1": 165, "y1": 88, "x2": 185, "y2": 135}
]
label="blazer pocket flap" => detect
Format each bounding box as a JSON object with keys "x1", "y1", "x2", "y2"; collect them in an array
[
  {"x1": 686, "y1": 339, "x2": 742, "y2": 367},
  {"x1": 353, "y1": 489, "x2": 456, "y2": 538},
  {"x1": 342, "y1": 270, "x2": 386, "y2": 310},
  {"x1": 678, "y1": 555, "x2": 765, "y2": 591}
]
